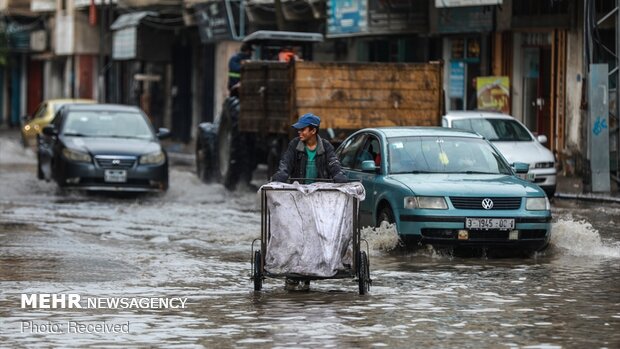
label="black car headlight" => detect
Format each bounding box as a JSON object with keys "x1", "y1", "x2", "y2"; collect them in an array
[
  {"x1": 62, "y1": 148, "x2": 92, "y2": 163},
  {"x1": 140, "y1": 150, "x2": 165, "y2": 165}
]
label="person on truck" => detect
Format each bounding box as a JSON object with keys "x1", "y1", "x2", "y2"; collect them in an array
[
  {"x1": 278, "y1": 46, "x2": 302, "y2": 63},
  {"x1": 228, "y1": 43, "x2": 253, "y2": 94},
  {"x1": 272, "y1": 113, "x2": 348, "y2": 291}
]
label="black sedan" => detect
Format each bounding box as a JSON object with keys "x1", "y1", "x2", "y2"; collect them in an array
[{"x1": 37, "y1": 104, "x2": 170, "y2": 192}]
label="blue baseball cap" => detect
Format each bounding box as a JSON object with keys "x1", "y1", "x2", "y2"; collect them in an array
[{"x1": 292, "y1": 113, "x2": 321, "y2": 129}]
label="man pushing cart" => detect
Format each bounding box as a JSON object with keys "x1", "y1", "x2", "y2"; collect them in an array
[{"x1": 250, "y1": 113, "x2": 372, "y2": 294}]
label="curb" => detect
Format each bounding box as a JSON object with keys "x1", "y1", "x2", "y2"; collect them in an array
[{"x1": 555, "y1": 192, "x2": 620, "y2": 203}]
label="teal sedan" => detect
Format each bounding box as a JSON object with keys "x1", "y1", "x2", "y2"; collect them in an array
[{"x1": 335, "y1": 127, "x2": 551, "y2": 252}]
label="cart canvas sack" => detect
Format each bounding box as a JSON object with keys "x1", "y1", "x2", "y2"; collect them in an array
[{"x1": 261, "y1": 183, "x2": 365, "y2": 277}]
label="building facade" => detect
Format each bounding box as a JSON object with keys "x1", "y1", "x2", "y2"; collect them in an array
[{"x1": 2, "y1": 0, "x2": 617, "y2": 186}]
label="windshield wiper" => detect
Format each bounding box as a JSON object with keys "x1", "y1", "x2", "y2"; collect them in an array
[
  {"x1": 98, "y1": 135, "x2": 148, "y2": 139},
  {"x1": 63, "y1": 132, "x2": 87, "y2": 137},
  {"x1": 463, "y1": 171, "x2": 497, "y2": 174}
]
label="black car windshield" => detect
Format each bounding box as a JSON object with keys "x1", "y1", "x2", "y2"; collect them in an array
[
  {"x1": 62, "y1": 111, "x2": 154, "y2": 139},
  {"x1": 452, "y1": 118, "x2": 532, "y2": 142},
  {"x1": 388, "y1": 136, "x2": 512, "y2": 175}
]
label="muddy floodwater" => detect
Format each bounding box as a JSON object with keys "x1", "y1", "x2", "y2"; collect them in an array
[{"x1": 0, "y1": 134, "x2": 619, "y2": 348}]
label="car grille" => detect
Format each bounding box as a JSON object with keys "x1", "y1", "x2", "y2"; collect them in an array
[
  {"x1": 95, "y1": 156, "x2": 136, "y2": 169},
  {"x1": 449, "y1": 197, "x2": 522, "y2": 210}
]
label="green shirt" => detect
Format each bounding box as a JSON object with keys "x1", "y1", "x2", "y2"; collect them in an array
[{"x1": 305, "y1": 146, "x2": 318, "y2": 184}]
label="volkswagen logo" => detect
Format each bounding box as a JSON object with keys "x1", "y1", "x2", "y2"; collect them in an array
[
  {"x1": 481, "y1": 198, "x2": 494, "y2": 210},
  {"x1": 112, "y1": 159, "x2": 121, "y2": 166}
]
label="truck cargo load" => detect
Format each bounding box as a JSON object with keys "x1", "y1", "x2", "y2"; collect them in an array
[{"x1": 239, "y1": 61, "x2": 443, "y2": 138}]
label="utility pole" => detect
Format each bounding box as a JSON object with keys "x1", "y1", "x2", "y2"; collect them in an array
[
  {"x1": 98, "y1": 0, "x2": 105, "y2": 102},
  {"x1": 584, "y1": 0, "x2": 619, "y2": 192},
  {"x1": 274, "y1": 0, "x2": 286, "y2": 31}
]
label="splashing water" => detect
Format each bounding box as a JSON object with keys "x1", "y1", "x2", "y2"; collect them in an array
[
  {"x1": 361, "y1": 222, "x2": 400, "y2": 252},
  {"x1": 0, "y1": 138, "x2": 35, "y2": 164},
  {"x1": 359, "y1": 215, "x2": 620, "y2": 259},
  {"x1": 550, "y1": 218, "x2": 620, "y2": 258}
]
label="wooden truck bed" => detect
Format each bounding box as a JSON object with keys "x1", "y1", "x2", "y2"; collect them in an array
[{"x1": 239, "y1": 61, "x2": 443, "y2": 135}]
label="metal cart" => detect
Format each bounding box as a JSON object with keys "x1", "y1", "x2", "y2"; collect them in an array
[{"x1": 251, "y1": 183, "x2": 371, "y2": 294}]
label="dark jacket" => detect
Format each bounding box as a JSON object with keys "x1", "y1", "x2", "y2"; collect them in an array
[
  {"x1": 272, "y1": 136, "x2": 347, "y2": 183},
  {"x1": 228, "y1": 52, "x2": 250, "y2": 90}
]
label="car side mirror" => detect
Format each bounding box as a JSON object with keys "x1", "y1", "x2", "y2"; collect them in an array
[
  {"x1": 157, "y1": 128, "x2": 171, "y2": 139},
  {"x1": 537, "y1": 134, "x2": 547, "y2": 144},
  {"x1": 42, "y1": 125, "x2": 57, "y2": 136},
  {"x1": 361, "y1": 160, "x2": 377, "y2": 172},
  {"x1": 512, "y1": 162, "x2": 529, "y2": 174}
]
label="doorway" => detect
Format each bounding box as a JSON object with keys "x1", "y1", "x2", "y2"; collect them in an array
[
  {"x1": 172, "y1": 42, "x2": 192, "y2": 143},
  {"x1": 522, "y1": 46, "x2": 551, "y2": 142}
]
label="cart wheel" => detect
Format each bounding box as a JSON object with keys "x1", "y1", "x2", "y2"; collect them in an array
[
  {"x1": 253, "y1": 250, "x2": 262, "y2": 291},
  {"x1": 358, "y1": 251, "x2": 370, "y2": 295}
]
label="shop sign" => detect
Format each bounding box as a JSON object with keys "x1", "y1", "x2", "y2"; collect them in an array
[
  {"x1": 30, "y1": 30, "x2": 47, "y2": 51},
  {"x1": 437, "y1": 6, "x2": 493, "y2": 33},
  {"x1": 449, "y1": 61, "x2": 465, "y2": 98},
  {"x1": 327, "y1": 0, "x2": 367, "y2": 37},
  {"x1": 55, "y1": 14, "x2": 74, "y2": 55},
  {"x1": 195, "y1": 1, "x2": 232, "y2": 43},
  {"x1": 30, "y1": 0, "x2": 55, "y2": 12},
  {"x1": 476, "y1": 76, "x2": 510, "y2": 113},
  {"x1": 435, "y1": 0, "x2": 502, "y2": 7},
  {"x1": 112, "y1": 27, "x2": 137, "y2": 60},
  {"x1": 367, "y1": 0, "x2": 427, "y2": 34}
]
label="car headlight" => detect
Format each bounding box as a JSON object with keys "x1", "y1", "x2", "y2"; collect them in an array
[
  {"x1": 140, "y1": 150, "x2": 165, "y2": 165},
  {"x1": 534, "y1": 162, "x2": 554, "y2": 169},
  {"x1": 404, "y1": 196, "x2": 448, "y2": 209},
  {"x1": 62, "y1": 148, "x2": 91, "y2": 163},
  {"x1": 526, "y1": 197, "x2": 550, "y2": 210}
]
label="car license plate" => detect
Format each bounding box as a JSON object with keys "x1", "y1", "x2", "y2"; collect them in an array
[
  {"x1": 465, "y1": 218, "x2": 515, "y2": 230},
  {"x1": 104, "y1": 169, "x2": 127, "y2": 183}
]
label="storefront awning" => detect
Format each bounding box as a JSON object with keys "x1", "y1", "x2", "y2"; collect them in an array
[
  {"x1": 243, "y1": 30, "x2": 323, "y2": 43},
  {"x1": 110, "y1": 11, "x2": 158, "y2": 31}
]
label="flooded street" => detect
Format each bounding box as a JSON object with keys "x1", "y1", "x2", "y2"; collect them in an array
[{"x1": 1, "y1": 133, "x2": 619, "y2": 348}]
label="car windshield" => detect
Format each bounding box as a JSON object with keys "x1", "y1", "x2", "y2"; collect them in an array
[
  {"x1": 452, "y1": 118, "x2": 532, "y2": 142},
  {"x1": 62, "y1": 111, "x2": 154, "y2": 139},
  {"x1": 387, "y1": 136, "x2": 512, "y2": 175},
  {"x1": 53, "y1": 103, "x2": 68, "y2": 113}
]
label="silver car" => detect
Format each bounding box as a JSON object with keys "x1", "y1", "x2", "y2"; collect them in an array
[{"x1": 442, "y1": 111, "x2": 556, "y2": 197}]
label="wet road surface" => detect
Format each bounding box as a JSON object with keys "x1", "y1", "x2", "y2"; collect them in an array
[{"x1": 0, "y1": 133, "x2": 619, "y2": 348}]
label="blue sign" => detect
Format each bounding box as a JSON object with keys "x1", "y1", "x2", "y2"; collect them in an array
[
  {"x1": 449, "y1": 61, "x2": 465, "y2": 98},
  {"x1": 327, "y1": 0, "x2": 367, "y2": 37}
]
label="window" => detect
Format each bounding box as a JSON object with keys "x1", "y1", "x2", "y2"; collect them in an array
[
  {"x1": 354, "y1": 136, "x2": 381, "y2": 171},
  {"x1": 33, "y1": 103, "x2": 47, "y2": 119},
  {"x1": 337, "y1": 134, "x2": 366, "y2": 169},
  {"x1": 387, "y1": 136, "x2": 512, "y2": 175},
  {"x1": 453, "y1": 118, "x2": 533, "y2": 142},
  {"x1": 62, "y1": 112, "x2": 154, "y2": 139}
]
